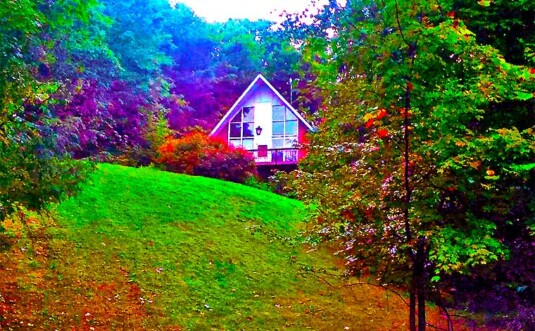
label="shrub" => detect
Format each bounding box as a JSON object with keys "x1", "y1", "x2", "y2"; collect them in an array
[
  {"x1": 243, "y1": 176, "x2": 276, "y2": 193},
  {"x1": 113, "y1": 105, "x2": 173, "y2": 167},
  {"x1": 156, "y1": 132, "x2": 257, "y2": 183}
]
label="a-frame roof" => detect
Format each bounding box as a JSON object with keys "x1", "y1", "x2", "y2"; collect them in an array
[{"x1": 210, "y1": 74, "x2": 314, "y2": 136}]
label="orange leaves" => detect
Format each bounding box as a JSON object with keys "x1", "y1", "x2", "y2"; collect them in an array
[
  {"x1": 363, "y1": 108, "x2": 388, "y2": 129},
  {"x1": 376, "y1": 108, "x2": 387, "y2": 120},
  {"x1": 162, "y1": 142, "x2": 175, "y2": 153},
  {"x1": 363, "y1": 112, "x2": 375, "y2": 122},
  {"x1": 377, "y1": 129, "x2": 389, "y2": 138},
  {"x1": 155, "y1": 132, "x2": 257, "y2": 183},
  {"x1": 362, "y1": 108, "x2": 391, "y2": 139},
  {"x1": 398, "y1": 107, "x2": 411, "y2": 118},
  {"x1": 469, "y1": 160, "x2": 482, "y2": 170}
]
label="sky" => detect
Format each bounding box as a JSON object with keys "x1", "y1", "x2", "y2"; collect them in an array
[{"x1": 171, "y1": 0, "x2": 335, "y2": 23}]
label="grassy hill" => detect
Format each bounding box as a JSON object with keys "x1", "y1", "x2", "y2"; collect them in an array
[{"x1": 0, "y1": 164, "x2": 466, "y2": 330}]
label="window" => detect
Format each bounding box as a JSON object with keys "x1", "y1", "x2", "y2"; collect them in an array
[
  {"x1": 229, "y1": 107, "x2": 254, "y2": 149},
  {"x1": 272, "y1": 105, "x2": 298, "y2": 149}
]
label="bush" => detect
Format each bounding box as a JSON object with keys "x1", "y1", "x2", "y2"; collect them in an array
[
  {"x1": 156, "y1": 132, "x2": 257, "y2": 183},
  {"x1": 243, "y1": 175, "x2": 276, "y2": 193}
]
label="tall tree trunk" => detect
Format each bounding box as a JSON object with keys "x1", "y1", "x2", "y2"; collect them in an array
[
  {"x1": 418, "y1": 287, "x2": 426, "y2": 331},
  {"x1": 410, "y1": 277, "x2": 417, "y2": 331},
  {"x1": 403, "y1": 80, "x2": 417, "y2": 331},
  {"x1": 416, "y1": 238, "x2": 427, "y2": 331}
]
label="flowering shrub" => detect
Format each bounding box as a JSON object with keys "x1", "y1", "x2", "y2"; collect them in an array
[{"x1": 156, "y1": 132, "x2": 257, "y2": 183}]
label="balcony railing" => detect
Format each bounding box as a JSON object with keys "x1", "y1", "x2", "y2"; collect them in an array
[{"x1": 248, "y1": 148, "x2": 299, "y2": 165}]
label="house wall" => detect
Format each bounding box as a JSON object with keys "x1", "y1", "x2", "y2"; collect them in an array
[
  {"x1": 298, "y1": 121, "x2": 309, "y2": 161},
  {"x1": 214, "y1": 79, "x2": 311, "y2": 164},
  {"x1": 231, "y1": 83, "x2": 285, "y2": 151},
  {"x1": 242, "y1": 83, "x2": 280, "y2": 107},
  {"x1": 214, "y1": 122, "x2": 229, "y2": 142}
]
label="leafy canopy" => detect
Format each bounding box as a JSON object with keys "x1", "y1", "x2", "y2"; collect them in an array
[{"x1": 284, "y1": 0, "x2": 534, "y2": 329}]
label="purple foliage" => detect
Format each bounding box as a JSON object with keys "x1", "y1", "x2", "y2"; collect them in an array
[
  {"x1": 161, "y1": 93, "x2": 196, "y2": 131},
  {"x1": 51, "y1": 79, "x2": 149, "y2": 158}
]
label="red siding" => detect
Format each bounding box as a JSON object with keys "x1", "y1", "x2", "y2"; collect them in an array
[
  {"x1": 215, "y1": 123, "x2": 229, "y2": 142},
  {"x1": 298, "y1": 121, "x2": 309, "y2": 161}
]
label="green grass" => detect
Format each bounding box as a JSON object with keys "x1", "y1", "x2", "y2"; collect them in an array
[
  {"x1": 52, "y1": 164, "x2": 343, "y2": 329},
  {"x1": 0, "y1": 164, "x2": 465, "y2": 330}
]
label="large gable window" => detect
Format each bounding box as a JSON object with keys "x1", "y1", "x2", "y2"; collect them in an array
[
  {"x1": 229, "y1": 106, "x2": 254, "y2": 150},
  {"x1": 272, "y1": 105, "x2": 298, "y2": 149}
]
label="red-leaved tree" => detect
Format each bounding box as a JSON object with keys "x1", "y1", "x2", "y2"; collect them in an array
[{"x1": 156, "y1": 132, "x2": 257, "y2": 183}]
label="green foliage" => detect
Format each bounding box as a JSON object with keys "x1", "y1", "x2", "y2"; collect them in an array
[
  {"x1": 99, "y1": 0, "x2": 173, "y2": 86},
  {"x1": 243, "y1": 175, "x2": 277, "y2": 193},
  {"x1": 284, "y1": 0, "x2": 534, "y2": 328},
  {"x1": 456, "y1": 0, "x2": 535, "y2": 66},
  {"x1": 0, "y1": 0, "x2": 94, "y2": 221},
  {"x1": 42, "y1": 0, "x2": 120, "y2": 84},
  {"x1": 114, "y1": 103, "x2": 174, "y2": 167}
]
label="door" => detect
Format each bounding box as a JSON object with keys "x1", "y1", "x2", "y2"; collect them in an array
[{"x1": 254, "y1": 102, "x2": 272, "y2": 161}]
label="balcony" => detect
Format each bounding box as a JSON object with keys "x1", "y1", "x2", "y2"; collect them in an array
[{"x1": 248, "y1": 148, "x2": 299, "y2": 165}]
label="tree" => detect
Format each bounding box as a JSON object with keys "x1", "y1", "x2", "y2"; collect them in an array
[
  {"x1": 99, "y1": 0, "x2": 173, "y2": 87},
  {"x1": 285, "y1": 1, "x2": 534, "y2": 330},
  {"x1": 39, "y1": 0, "x2": 181, "y2": 162},
  {"x1": 163, "y1": 12, "x2": 302, "y2": 130},
  {"x1": 456, "y1": 0, "x2": 535, "y2": 67},
  {"x1": 0, "y1": 0, "x2": 94, "y2": 222},
  {"x1": 37, "y1": 0, "x2": 120, "y2": 85}
]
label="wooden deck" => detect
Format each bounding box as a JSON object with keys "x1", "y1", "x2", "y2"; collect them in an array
[{"x1": 248, "y1": 148, "x2": 299, "y2": 165}]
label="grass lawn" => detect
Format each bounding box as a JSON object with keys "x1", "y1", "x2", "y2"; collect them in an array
[{"x1": 0, "y1": 164, "x2": 473, "y2": 330}]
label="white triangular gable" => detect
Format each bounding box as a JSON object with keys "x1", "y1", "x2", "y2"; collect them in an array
[{"x1": 210, "y1": 74, "x2": 313, "y2": 136}]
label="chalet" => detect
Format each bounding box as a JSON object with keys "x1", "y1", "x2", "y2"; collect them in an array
[{"x1": 210, "y1": 74, "x2": 313, "y2": 168}]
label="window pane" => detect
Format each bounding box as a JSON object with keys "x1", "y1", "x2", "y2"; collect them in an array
[
  {"x1": 242, "y1": 139, "x2": 254, "y2": 150},
  {"x1": 272, "y1": 122, "x2": 284, "y2": 136},
  {"x1": 285, "y1": 120, "x2": 298, "y2": 135},
  {"x1": 286, "y1": 109, "x2": 297, "y2": 120},
  {"x1": 272, "y1": 138, "x2": 284, "y2": 148},
  {"x1": 243, "y1": 123, "x2": 254, "y2": 137},
  {"x1": 229, "y1": 123, "x2": 241, "y2": 137},
  {"x1": 229, "y1": 139, "x2": 241, "y2": 147},
  {"x1": 273, "y1": 105, "x2": 285, "y2": 121},
  {"x1": 230, "y1": 110, "x2": 242, "y2": 123},
  {"x1": 243, "y1": 107, "x2": 254, "y2": 122},
  {"x1": 285, "y1": 138, "x2": 297, "y2": 148}
]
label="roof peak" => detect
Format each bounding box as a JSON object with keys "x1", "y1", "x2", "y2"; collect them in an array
[{"x1": 210, "y1": 74, "x2": 314, "y2": 136}]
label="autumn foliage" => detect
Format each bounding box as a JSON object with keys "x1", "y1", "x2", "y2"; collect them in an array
[{"x1": 156, "y1": 132, "x2": 257, "y2": 183}]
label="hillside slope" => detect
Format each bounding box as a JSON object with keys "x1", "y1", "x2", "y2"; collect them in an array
[{"x1": 0, "y1": 164, "x2": 461, "y2": 330}]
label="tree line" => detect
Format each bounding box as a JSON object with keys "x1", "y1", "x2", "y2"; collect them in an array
[
  {"x1": 1, "y1": 0, "x2": 533, "y2": 330},
  {"x1": 0, "y1": 0, "x2": 301, "y2": 220}
]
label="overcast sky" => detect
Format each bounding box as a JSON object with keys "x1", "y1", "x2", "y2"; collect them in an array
[{"x1": 171, "y1": 0, "x2": 339, "y2": 23}]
